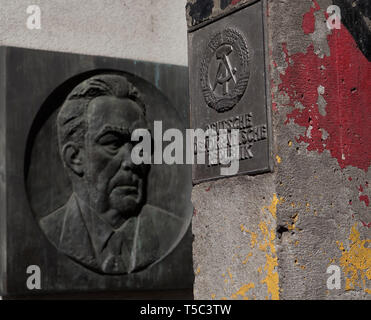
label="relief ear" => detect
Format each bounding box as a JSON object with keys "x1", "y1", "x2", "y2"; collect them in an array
[{"x1": 62, "y1": 142, "x2": 84, "y2": 177}]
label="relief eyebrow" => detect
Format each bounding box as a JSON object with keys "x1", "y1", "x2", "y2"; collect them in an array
[{"x1": 95, "y1": 126, "x2": 130, "y2": 142}]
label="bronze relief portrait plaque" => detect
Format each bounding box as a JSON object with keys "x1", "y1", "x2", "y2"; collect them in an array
[
  {"x1": 0, "y1": 47, "x2": 193, "y2": 296},
  {"x1": 188, "y1": 0, "x2": 273, "y2": 183}
]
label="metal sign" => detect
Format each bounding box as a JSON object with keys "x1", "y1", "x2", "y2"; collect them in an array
[{"x1": 188, "y1": 0, "x2": 272, "y2": 183}]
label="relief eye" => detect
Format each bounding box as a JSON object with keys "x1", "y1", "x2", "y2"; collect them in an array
[
  {"x1": 98, "y1": 134, "x2": 122, "y2": 152},
  {"x1": 105, "y1": 140, "x2": 121, "y2": 151}
]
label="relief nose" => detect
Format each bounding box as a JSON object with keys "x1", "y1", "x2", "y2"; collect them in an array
[
  {"x1": 119, "y1": 144, "x2": 135, "y2": 170},
  {"x1": 121, "y1": 158, "x2": 134, "y2": 170}
]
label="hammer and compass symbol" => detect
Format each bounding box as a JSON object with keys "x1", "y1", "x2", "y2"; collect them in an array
[
  {"x1": 200, "y1": 28, "x2": 250, "y2": 113},
  {"x1": 212, "y1": 44, "x2": 237, "y2": 96}
]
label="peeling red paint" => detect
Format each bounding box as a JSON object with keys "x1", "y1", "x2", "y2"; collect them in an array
[
  {"x1": 279, "y1": 10, "x2": 371, "y2": 172},
  {"x1": 272, "y1": 100, "x2": 278, "y2": 112},
  {"x1": 302, "y1": 0, "x2": 320, "y2": 35},
  {"x1": 359, "y1": 195, "x2": 370, "y2": 207},
  {"x1": 193, "y1": 208, "x2": 197, "y2": 216},
  {"x1": 205, "y1": 185, "x2": 212, "y2": 192},
  {"x1": 231, "y1": 0, "x2": 243, "y2": 5},
  {"x1": 361, "y1": 220, "x2": 371, "y2": 228}
]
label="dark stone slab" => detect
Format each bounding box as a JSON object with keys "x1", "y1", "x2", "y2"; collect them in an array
[
  {"x1": 0, "y1": 46, "x2": 193, "y2": 296},
  {"x1": 187, "y1": 0, "x2": 272, "y2": 183},
  {"x1": 185, "y1": 0, "x2": 259, "y2": 30}
]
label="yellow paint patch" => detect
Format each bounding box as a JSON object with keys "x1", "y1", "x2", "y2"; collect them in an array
[
  {"x1": 211, "y1": 294, "x2": 216, "y2": 299},
  {"x1": 337, "y1": 224, "x2": 371, "y2": 294},
  {"x1": 261, "y1": 254, "x2": 279, "y2": 300},
  {"x1": 262, "y1": 194, "x2": 282, "y2": 219},
  {"x1": 227, "y1": 268, "x2": 233, "y2": 281},
  {"x1": 306, "y1": 203, "x2": 311, "y2": 212},
  {"x1": 242, "y1": 252, "x2": 253, "y2": 265},
  {"x1": 231, "y1": 283, "x2": 255, "y2": 300},
  {"x1": 258, "y1": 194, "x2": 281, "y2": 300},
  {"x1": 276, "y1": 155, "x2": 282, "y2": 164},
  {"x1": 288, "y1": 141, "x2": 293, "y2": 147},
  {"x1": 258, "y1": 205, "x2": 280, "y2": 299},
  {"x1": 223, "y1": 194, "x2": 281, "y2": 300},
  {"x1": 249, "y1": 231, "x2": 258, "y2": 248},
  {"x1": 287, "y1": 213, "x2": 299, "y2": 231},
  {"x1": 240, "y1": 225, "x2": 258, "y2": 249},
  {"x1": 195, "y1": 267, "x2": 201, "y2": 275},
  {"x1": 259, "y1": 221, "x2": 276, "y2": 254}
]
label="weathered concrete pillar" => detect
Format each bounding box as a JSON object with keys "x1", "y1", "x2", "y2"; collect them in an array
[{"x1": 187, "y1": 0, "x2": 370, "y2": 300}]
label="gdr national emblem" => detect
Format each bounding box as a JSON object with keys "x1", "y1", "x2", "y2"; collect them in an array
[{"x1": 200, "y1": 28, "x2": 250, "y2": 113}]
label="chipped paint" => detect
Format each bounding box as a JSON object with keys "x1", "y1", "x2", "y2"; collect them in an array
[
  {"x1": 262, "y1": 193, "x2": 281, "y2": 219},
  {"x1": 259, "y1": 194, "x2": 281, "y2": 300},
  {"x1": 240, "y1": 224, "x2": 258, "y2": 248},
  {"x1": 279, "y1": 6, "x2": 371, "y2": 172},
  {"x1": 302, "y1": 0, "x2": 320, "y2": 35},
  {"x1": 249, "y1": 231, "x2": 258, "y2": 249},
  {"x1": 287, "y1": 213, "x2": 299, "y2": 231},
  {"x1": 261, "y1": 252, "x2": 279, "y2": 300},
  {"x1": 231, "y1": 283, "x2": 255, "y2": 300},
  {"x1": 227, "y1": 268, "x2": 233, "y2": 281},
  {"x1": 242, "y1": 252, "x2": 253, "y2": 265},
  {"x1": 190, "y1": 0, "x2": 371, "y2": 300},
  {"x1": 337, "y1": 224, "x2": 371, "y2": 293}
]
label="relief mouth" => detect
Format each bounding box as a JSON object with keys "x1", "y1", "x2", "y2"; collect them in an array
[
  {"x1": 110, "y1": 174, "x2": 140, "y2": 192},
  {"x1": 113, "y1": 185, "x2": 138, "y2": 195}
]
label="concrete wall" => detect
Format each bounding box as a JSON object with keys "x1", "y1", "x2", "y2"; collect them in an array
[
  {"x1": 271, "y1": 0, "x2": 371, "y2": 300},
  {"x1": 188, "y1": 0, "x2": 371, "y2": 300},
  {"x1": 0, "y1": 0, "x2": 188, "y2": 66}
]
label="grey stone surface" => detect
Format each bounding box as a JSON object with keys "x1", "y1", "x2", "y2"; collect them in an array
[
  {"x1": 189, "y1": 0, "x2": 371, "y2": 300},
  {"x1": 192, "y1": 174, "x2": 277, "y2": 300},
  {"x1": 270, "y1": 0, "x2": 371, "y2": 300},
  {"x1": 0, "y1": 0, "x2": 188, "y2": 66}
]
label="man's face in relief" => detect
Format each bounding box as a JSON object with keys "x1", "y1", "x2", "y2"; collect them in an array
[{"x1": 82, "y1": 96, "x2": 149, "y2": 224}]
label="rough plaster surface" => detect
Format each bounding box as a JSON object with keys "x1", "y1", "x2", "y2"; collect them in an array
[
  {"x1": 192, "y1": 175, "x2": 277, "y2": 300},
  {"x1": 270, "y1": 0, "x2": 371, "y2": 300},
  {"x1": 0, "y1": 0, "x2": 188, "y2": 66},
  {"x1": 189, "y1": 0, "x2": 371, "y2": 300}
]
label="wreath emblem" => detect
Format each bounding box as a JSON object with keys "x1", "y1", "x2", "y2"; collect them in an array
[{"x1": 200, "y1": 28, "x2": 250, "y2": 113}]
